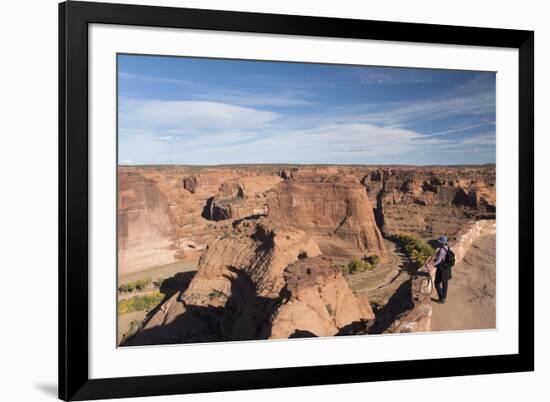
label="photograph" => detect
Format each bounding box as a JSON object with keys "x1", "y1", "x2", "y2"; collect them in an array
[{"x1": 116, "y1": 54, "x2": 497, "y2": 346}]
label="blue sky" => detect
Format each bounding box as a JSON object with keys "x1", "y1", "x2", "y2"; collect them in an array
[{"x1": 118, "y1": 54, "x2": 496, "y2": 165}]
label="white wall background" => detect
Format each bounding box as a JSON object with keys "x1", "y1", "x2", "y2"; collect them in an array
[{"x1": 0, "y1": 0, "x2": 545, "y2": 401}]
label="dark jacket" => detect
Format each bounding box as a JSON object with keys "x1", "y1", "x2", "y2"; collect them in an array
[{"x1": 434, "y1": 245, "x2": 452, "y2": 281}]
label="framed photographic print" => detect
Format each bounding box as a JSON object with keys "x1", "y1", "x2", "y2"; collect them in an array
[{"x1": 59, "y1": 1, "x2": 534, "y2": 400}]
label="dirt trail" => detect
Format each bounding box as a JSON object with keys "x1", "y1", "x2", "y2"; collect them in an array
[
  {"x1": 431, "y1": 233, "x2": 496, "y2": 331},
  {"x1": 346, "y1": 239, "x2": 418, "y2": 334},
  {"x1": 118, "y1": 289, "x2": 159, "y2": 301}
]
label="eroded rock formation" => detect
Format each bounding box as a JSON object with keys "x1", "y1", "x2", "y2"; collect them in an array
[
  {"x1": 118, "y1": 165, "x2": 495, "y2": 276},
  {"x1": 361, "y1": 166, "x2": 495, "y2": 238},
  {"x1": 202, "y1": 181, "x2": 264, "y2": 222},
  {"x1": 269, "y1": 256, "x2": 374, "y2": 338},
  {"x1": 123, "y1": 222, "x2": 372, "y2": 345},
  {"x1": 182, "y1": 176, "x2": 197, "y2": 193},
  {"x1": 118, "y1": 165, "x2": 496, "y2": 343},
  {"x1": 118, "y1": 167, "x2": 281, "y2": 274},
  {"x1": 267, "y1": 172, "x2": 387, "y2": 261}
]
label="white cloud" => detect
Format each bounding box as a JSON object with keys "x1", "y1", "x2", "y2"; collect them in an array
[
  {"x1": 117, "y1": 72, "x2": 495, "y2": 165},
  {"x1": 362, "y1": 92, "x2": 495, "y2": 126},
  {"x1": 120, "y1": 71, "x2": 314, "y2": 107},
  {"x1": 460, "y1": 133, "x2": 496, "y2": 146},
  {"x1": 350, "y1": 68, "x2": 439, "y2": 85},
  {"x1": 194, "y1": 90, "x2": 314, "y2": 107},
  {"x1": 120, "y1": 99, "x2": 279, "y2": 131},
  {"x1": 119, "y1": 72, "x2": 193, "y2": 86},
  {"x1": 122, "y1": 123, "x2": 447, "y2": 165},
  {"x1": 428, "y1": 133, "x2": 496, "y2": 153},
  {"x1": 422, "y1": 121, "x2": 495, "y2": 137}
]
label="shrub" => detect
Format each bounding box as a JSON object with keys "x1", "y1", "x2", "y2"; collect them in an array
[
  {"x1": 347, "y1": 259, "x2": 373, "y2": 274},
  {"x1": 118, "y1": 292, "x2": 164, "y2": 315},
  {"x1": 124, "y1": 320, "x2": 142, "y2": 340},
  {"x1": 362, "y1": 261, "x2": 373, "y2": 272},
  {"x1": 118, "y1": 284, "x2": 130, "y2": 293},
  {"x1": 347, "y1": 259, "x2": 362, "y2": 273},
  {"x1": 366, "y1": 255, "x2": 380, "y2": 267},
  {"x1": 392, "y1": 234, "x2": 435, "y2": 268},
  {"x1": 208, "y1": 290, "x2": 225, "y2": 300},
  {"x1": 135, "y1": 278, "x2": 151, "y2": 291},
  {"x1": 340, "y1": 264, "x2": 351, "y2": 275},
  {"x1": 118, "y1": 278, "x2": 151, "y2": 293}
]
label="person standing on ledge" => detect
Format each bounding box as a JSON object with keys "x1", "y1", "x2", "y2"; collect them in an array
[{"x1": 433, "y1": 235, "x2": 454, "y2": 304}]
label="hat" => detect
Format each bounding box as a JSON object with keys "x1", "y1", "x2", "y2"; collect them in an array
[{"x1": 437, "y1": 235, "x2": 448, "y2": 245}]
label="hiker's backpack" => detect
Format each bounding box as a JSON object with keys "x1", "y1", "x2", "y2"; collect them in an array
[{"x1": 444, "y1": 246, "x2": 456, "y2": 269}]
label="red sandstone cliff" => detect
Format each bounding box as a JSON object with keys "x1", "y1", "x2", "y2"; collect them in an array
[{"x1": 267, "y1": 172, "x2": 387, "y2": 260}]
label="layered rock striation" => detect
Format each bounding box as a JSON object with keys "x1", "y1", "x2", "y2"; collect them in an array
[
  {"x1": 267, "y1": 171, "x2": 387, "y2": 261},
  {"x1": 118, "y1": 165, "x2": 495, "y2": 275},
  {"x1": 123, "y1": 222, "x2": 372, "y2": 345},
  {"x1": 269, "y1": 256, "x2": 374, "y2": 338},
  {"x1": 118, "y1": 166, "x2": 281, "y2": 274},
  {"x1": 361, "y1": 166, "x2": 495, "y2": 239},
  {"x1": 118, "y1": 170, "x2": 176, "y2": 273}
]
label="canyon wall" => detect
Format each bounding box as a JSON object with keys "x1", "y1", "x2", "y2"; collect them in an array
[
  {"x1": 267, "y1": 172, "x2": 387, "y2": 261},
  {"x1": 118, "y1": 165, "x2": 495, "y2": 275},
  {"x1": 118, "y1": 171, "x2": 176, "y2": 273},
  {"x1": 362, "y1": 166, "x2": 495, "y2": 240},
  {"x1": 118, "y1": 167, "x2": 282, "y2": 274},
  {"x1": 118, "y1": 165, "x2": 496, "y2": 343}
]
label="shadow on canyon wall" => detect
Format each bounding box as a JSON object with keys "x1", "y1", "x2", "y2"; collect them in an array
[
  {"x1": 367, "y1": 238, "x2": 418, "y2": 334},
  {"x1": 122, "y1": 266, "x2": 370, "y2": 346},
  {"x1": 159, "y1": 271, "x2": 196, "y2": 299},
  {"x1": 368, "y1": 280, "x2": 413, "y2": 334},
  {"x1": 122, "y1": 268, "x2": 280, "y2": 346}
]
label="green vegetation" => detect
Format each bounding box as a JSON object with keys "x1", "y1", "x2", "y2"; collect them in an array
[
  {"x1": 118, "y1": 292, "x2": 164, "y2": 315},
  {"x1": 118, "y1": 278, "x2": 152, "y2": 293},
  {"x1": 365, "y1": 254, "x2": 380, "y2": 267},
  {"x1": 347, "y1": 259, "x2": 373, "y2": 274},
  {"x1": 123, "y1": 319, "x2": 142, "y2": 340},
  {"x1": 392, "y1": 233, "x2": 435, "y2": 268},
  {"x1": 208, "y1": 290, "x2": 225, "y2": 300},
  {"x1": 339, "y1": 254, "x2": 380, "y2": 275},
  {"x1": 340, "y1": 264, "x2": 351, "y2": 275}
]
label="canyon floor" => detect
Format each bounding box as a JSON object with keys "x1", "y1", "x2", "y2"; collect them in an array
[{"x1": 431, "y1": 233, "x2": 496, "y2": 332}]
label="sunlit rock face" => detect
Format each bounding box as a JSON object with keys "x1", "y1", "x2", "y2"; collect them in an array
[
  {"x1": 361, "y1": 166, "x2": 495, "y2": 238},
  {"x1": 267, "y1": 171, "x2": 387, "y2": 261}
]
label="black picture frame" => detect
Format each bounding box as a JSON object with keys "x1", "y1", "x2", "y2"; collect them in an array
[{"x1": 59, "y1": 1, "x2": 534, "y2": 400}]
